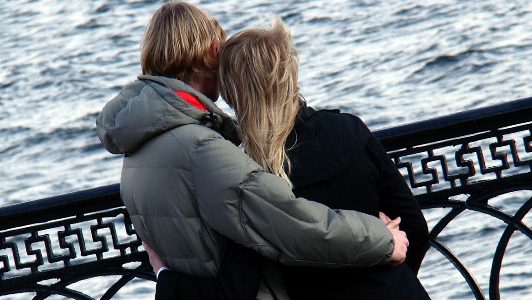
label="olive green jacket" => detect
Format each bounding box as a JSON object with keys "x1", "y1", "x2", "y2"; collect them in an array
[{"x1": 96, "y1": 75, "x2": 394, "y2": 278}]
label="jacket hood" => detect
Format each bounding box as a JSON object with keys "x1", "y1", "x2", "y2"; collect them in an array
[{"x1": 96, "y1": 75, "x2": 239, "y2": 154}]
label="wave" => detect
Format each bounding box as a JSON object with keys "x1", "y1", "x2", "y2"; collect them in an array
[
  {"x1": 9, "y1": 127, "x2": 93, "y2": 155},
  {"x1": 0, "y1": 126, "x2": 31, "y2": 136},
  {"x1": 393, "y1": 4, "x2": 425, "y2": 16},
  {"x1": 421, "y1": 48, "x2": 486, "y2": 69},
  {"x1": 406, "y1": 47, "x2": 500, "y2": 85},
  {"x1": 75, "y1": 18, "x2": 109, "y2": 30},
  {"x1": 0, "y1": 81, "x2": 15, "y2": 89},
  {"x1": 0, "y1": 112, "x2": 100, "y2": 155}
]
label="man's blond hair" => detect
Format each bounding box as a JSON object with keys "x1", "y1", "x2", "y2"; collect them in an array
[
  {"x1": 219, "y1": 19, "x2": 300, "y2": 185},
  {"x1": 141, "y1": 1, "x2": 226, "y2": 83}
]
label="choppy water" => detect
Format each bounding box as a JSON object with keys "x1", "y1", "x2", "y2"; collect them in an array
[{"x1": 2, "y1": 0, "x2": 532, "y2": 299}]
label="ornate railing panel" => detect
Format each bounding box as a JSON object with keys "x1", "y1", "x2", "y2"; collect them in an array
[
  {"x1": 1, "y1": 97, "x2": 532, "y2": 299},
  {"x1": 374, "y1": 96, "x2": 532, "y2": 299},
  {"x1": 0, "y1": 185, "x2": 152, "y2": 300}
]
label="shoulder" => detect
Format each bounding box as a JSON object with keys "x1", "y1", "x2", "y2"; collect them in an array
[
  {"x1": 303, "y1": 109, "x2": 371, "y2": 143},
  {"x1": 315, "y1": 109, "x2": 368, "y2": 130},
  {"x1": 169, "y1": 124, "x2": 224, "y2": 143},
  {"x1": 134, "y1": 125, "x2": 226, "y2": 163}
]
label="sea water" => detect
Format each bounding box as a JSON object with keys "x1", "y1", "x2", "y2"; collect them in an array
[{"x1": 1, "y1": 0, "x2": 532, "y2": 299}]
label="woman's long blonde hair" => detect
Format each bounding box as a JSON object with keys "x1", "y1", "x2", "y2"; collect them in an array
[{"x1": 219, "y1": 19, "x2": 300, "y2": 185}]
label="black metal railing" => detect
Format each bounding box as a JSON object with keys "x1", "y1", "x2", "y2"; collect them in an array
[
  {"x1": 0, "y1": 184, "x2": 150, "y2": 300},
  {"x1": 373, "y1": 96, "x2": 532, "y2": 299},
  {"x1": 2, "y1": 97, "x2": 532, "y2": 299}
]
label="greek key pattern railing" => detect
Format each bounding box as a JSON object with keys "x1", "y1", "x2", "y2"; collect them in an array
[
  {"x1": 0, "y1": 185, "x2": 152, "y2": 300},
  {"x1": 374, "y1": 96, "x2": 532, "y2": 299},
  {"x1": 1, "y1": 97, "x2": 532, "y2": 299},
  {"x1": 386, "y1": 125, "x2": 532, "y2": 195}
]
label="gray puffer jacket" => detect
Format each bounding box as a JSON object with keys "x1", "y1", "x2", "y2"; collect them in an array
[{"x1": 96, "y1": 75, "x2": 394, "y2": 278}]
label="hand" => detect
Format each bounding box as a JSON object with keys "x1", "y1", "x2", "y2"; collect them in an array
[
  {"x1": 143, "y1": 241, "x2": 167, "y2": 275},
  {"x1": 380, "y1": 213, "x2": 409, "y2": 266},
  {"x1": 379, "y1": 211, "x2": 400, "y2": 230}
]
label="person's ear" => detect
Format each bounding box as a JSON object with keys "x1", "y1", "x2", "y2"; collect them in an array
[{"x1": 209, "y1": 42, "x2": 218, "y2": 59}]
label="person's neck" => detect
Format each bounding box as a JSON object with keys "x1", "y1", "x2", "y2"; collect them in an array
[
  {"x1": 187, "y1": 81, "x2": 204, "y2": 94},
  {"x1": 186, "y1": 75, "x2": 218, "y2": 102}
]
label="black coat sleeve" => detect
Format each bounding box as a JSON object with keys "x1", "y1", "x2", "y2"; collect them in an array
[
  {"x1": 155, "y1": 240, "x2": 265, "y2": 300},
  {"x1": 365, "y1": 134, "x2": 430, "y2": 274}
]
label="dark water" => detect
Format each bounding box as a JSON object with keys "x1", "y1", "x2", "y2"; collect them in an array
[{"x1": 2, "y1": 0, "x2": 532, "y2": 299}]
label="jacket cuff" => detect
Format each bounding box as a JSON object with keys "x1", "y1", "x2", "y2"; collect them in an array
[
  {"x1": 157, "y1": 267, "x2": 170, "y2": 279},
  {"x1": 379, "y1": 236, "x2": 395, "y2": 265},
  {"x1": 155, "y1": 270, "x2": 177, "y2": 300}
]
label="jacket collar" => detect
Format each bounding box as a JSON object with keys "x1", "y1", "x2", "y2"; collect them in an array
[{"x1": 138, "y1": 75, "x2": 240, "y2": 146}]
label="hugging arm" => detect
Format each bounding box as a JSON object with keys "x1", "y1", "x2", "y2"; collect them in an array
[
  {"x1": 146, "y1": 134, "x2": 410, "y2": 300},
  {"x1": 192, "y1": 135, "x2": 397, "y2": 267}
]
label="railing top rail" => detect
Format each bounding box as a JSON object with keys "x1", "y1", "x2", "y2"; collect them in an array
[
  {"x1": 373, "y1": 96, "x2": 532, "y2": 151},
  {"x1": 0, "y1": 184, "x2": 120, "y2": 232}
]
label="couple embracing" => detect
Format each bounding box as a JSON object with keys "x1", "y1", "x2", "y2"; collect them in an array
[{"x1": 96, "y1": 2, "x2": 431, "y2": 299}]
